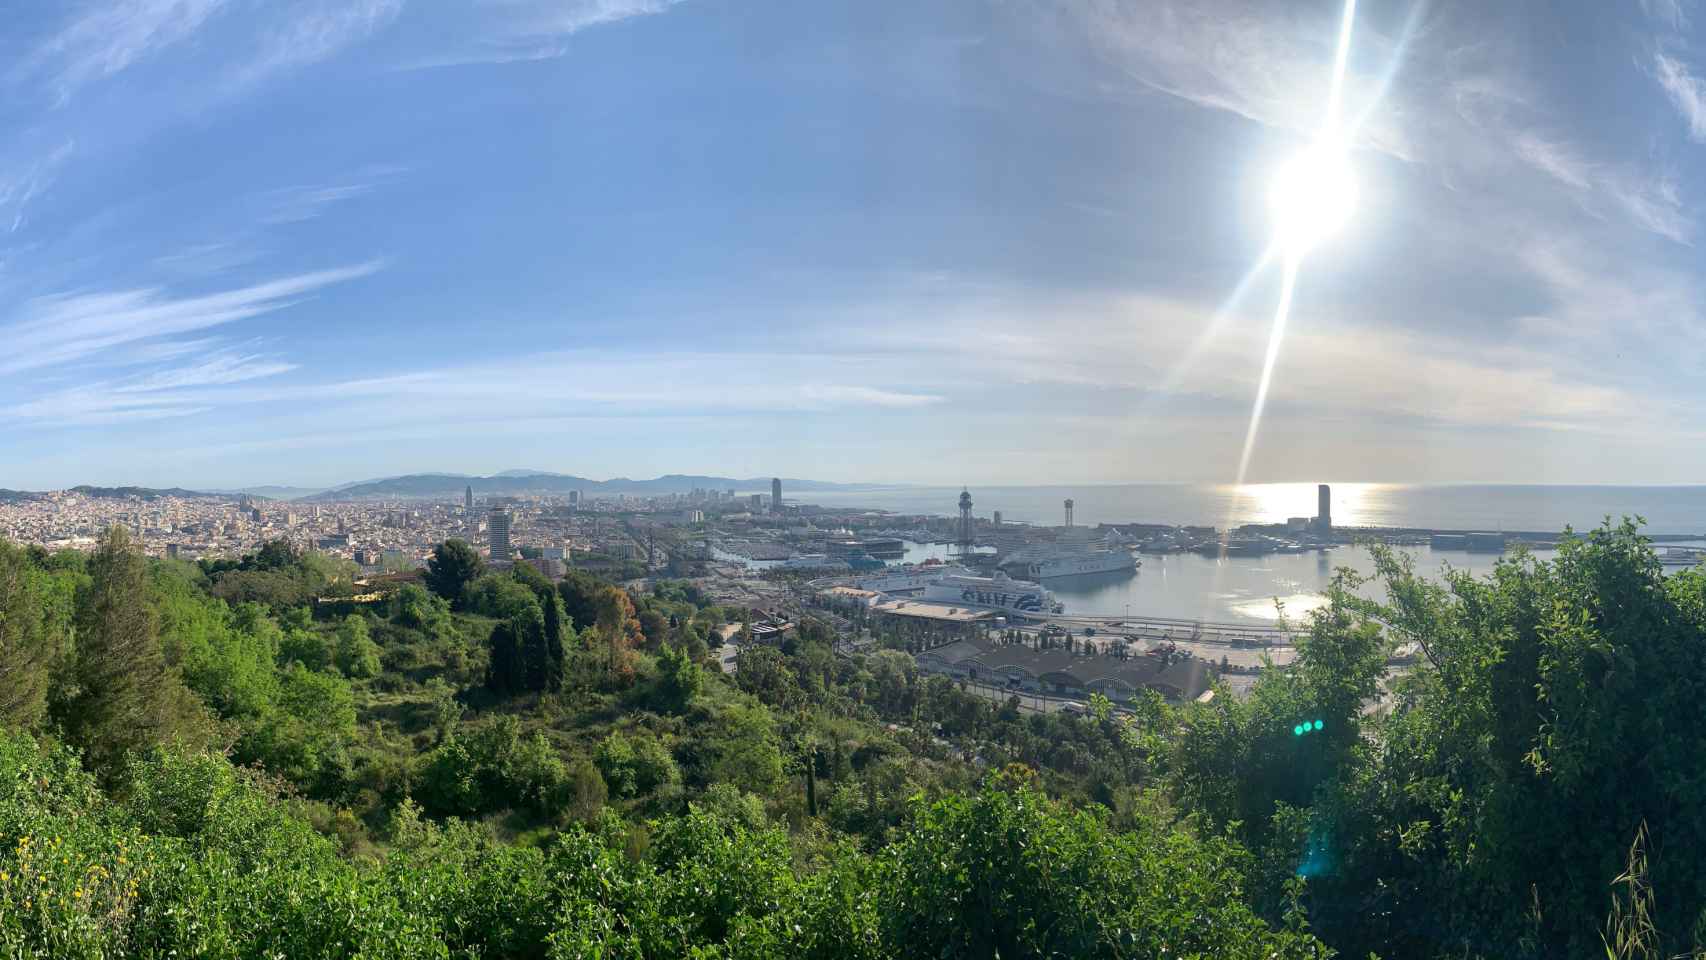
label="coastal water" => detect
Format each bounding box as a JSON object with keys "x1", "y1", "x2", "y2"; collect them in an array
[
  {"x1": 861, "y1": 483, "x2": 1706, "y2": 625},
  {"x1": 806, "y1": 483, "x2": 1706, "y2": 535},
  {"x1": 898, "y1": 538, "x2": 1554, "y2": 625}
]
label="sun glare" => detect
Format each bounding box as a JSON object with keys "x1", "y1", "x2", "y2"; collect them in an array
[{"x1": 1269, "y1": 139, "x2": 1357, "y2": 261}]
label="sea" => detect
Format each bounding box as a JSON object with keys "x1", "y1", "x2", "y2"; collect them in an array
[{"x1": 796, "y1": 483, "x2": 1706, "y2": 626}]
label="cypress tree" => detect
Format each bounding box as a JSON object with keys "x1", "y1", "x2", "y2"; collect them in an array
[
  {"x1": 537, "y1": 586, "x2": 566, "y2": 692},
  {"x1": 487, "y1": 621, "x2": 521, "y2": 694},
  {"x1": 65, "y1": 526, "x2": 189, "y2": 773},
  {"x1": 0, "y1": 542, "x2": 57, "y2": 730}
]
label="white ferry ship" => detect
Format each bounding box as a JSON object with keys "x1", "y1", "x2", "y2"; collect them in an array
[
  {"x1": 855, "y1": 562, "x2": 973, "y2": 593},
  {"x1": 1000, "y1": 530, "x2": 1140, "y2": 579},
  {"x1": 921, "y1": 571, "x2": 1061, "y2": 615}
]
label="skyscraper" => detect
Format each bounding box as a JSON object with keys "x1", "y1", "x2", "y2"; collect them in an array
[
  {"x1": 465, "y1": 485, "x2": 473, "y2": 511},
  {"x1": 487, "y1": 506, "x2": 512, "y2": 561},
  {"x1": 1317, "y1": 484, "x2": 1332, "y2": 534},
  {"x1": 771, "y1": 477, "x2": 782, "y2": 514},
  {"x1": 957, "y1": 489, "x2": 974, "y2": 548}
]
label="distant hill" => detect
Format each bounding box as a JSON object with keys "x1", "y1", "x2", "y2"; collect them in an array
[
  {"x1": 68, "y1": 485, "x2": 245, "y2": 502},
  {"x1": 207, "y1": 485, "x2": 328, "y2": 500},
  {"x1": 0, "y1": 489, "x2": 40, "y2": 504},
  {"x1": 302, "y1": 471, "x2": 874, "y2": 502}
]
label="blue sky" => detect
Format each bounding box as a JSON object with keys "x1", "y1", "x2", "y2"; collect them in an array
[{"x1": 1, "y1": 0, "x2": 1704, "y2": 489}]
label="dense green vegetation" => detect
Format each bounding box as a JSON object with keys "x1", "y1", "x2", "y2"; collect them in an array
[{"x1": 2, "y1": 520, "x2": 1704, "y2": 957}]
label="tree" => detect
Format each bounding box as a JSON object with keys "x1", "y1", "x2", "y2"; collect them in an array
[
  {"x1": 393, "y1": 583, "x2": 450, "y2": 631},
  {"x1": 878, "y1": 786, "x2": 1324, "y2": 959},
  {"x1": 535, "y1": 586, "x2": 566, "y2": 692},
  {"x1": 594, "y1": 586, "x2": 641, "y2": 686},
  {"x1": 565, "y1": 756, "x2": 608, "y2": 822},
  {"x1": 654, "y1": 643, "x2": 702, "y2": 712},
  {"x1": 62, "y1": 526, "x2": 206, "y2": 774},
  {"x1": 424, "y1": 540, "x2": 484, "y2": 607},
  {"x1": 486, "y1": 621, "x2": 523, "y2": 695},
  {"x1": 423, "y1": 677, "x2": 460, "y2": 744},
  {"x1": 252, "y1": 538, "x2": 301, "y2": 571},
  {"x1": 595, "y1": 731, "x2": 679, "y2": 799},
  {"x1": 637, "y1": 608, "x2": 669, "y2": 651},
  {"x1": 557, "y1": 569, "x2": 607, "y2": 632},
  {"x1": 0, "y1": 541, "x2": 67, "y2": 729},
  {"x1": 707, "y1": 702, "x2": 784, "y2": 795},
  {"x1": 334, "y1": 614, "x2": 382, "y2": 679}
]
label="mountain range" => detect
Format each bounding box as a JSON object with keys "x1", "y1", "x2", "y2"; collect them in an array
[
  {"x1": 11, "y1": 472, "x2": 881, "y2": 503},
  {"x1": 298, "y1": 471, "x2": 866, "y2": 502}
]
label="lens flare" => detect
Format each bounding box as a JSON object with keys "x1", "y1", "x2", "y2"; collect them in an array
[
  {"x1": 1269, "y1": 140, "x2": 1357, "y2": 262},
  {"x1": 1227, "y1": 0, "x2": 1363, "y2": 503}
]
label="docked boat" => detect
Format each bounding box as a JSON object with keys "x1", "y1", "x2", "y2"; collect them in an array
[
  {"x1": 921, "y1": 570, "x2": 1062, "y2": 615},
  {"x1": 1000, "y1": 529, "x2": 1140, "y2": 579},
  {"x1": 855, "y1": 561, "x2": 974, "y2": 593},
  {"x1": 781, "y1": 554, "x2": 849, "y2": 572},
  {"x1": 1658, "y1": 547, "x2": 1706, "y2": 567},
  {"x1": 1002, "y1": 544, "x2": 1139, "y2": 579}
]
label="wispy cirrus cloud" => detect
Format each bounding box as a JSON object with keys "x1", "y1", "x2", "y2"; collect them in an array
[
  {"x1": 17, "y1": 0, "x2": 229, "y2": 103},
  {"x1": 0, "y1": 142, "x2": 76, "y2": 234},
  {"x1": 0, "y1": 260, "x2": 383, "y2": 375},
  {"x1": 258, "y1": 165, "x2": 406, "y2": 224},
  {"x1": 405, "y1": 0, "x2": 689, "y2": 68},
  {"x1": 1640, "y1": 0, "x2": 1690, "y2": 30},
  {"x1": 1654, "y1": 53, "x2": 1706, "y2": 141},
  {"x1": 1510, "y1": 131, "x2": 1692, "y2": 243},
  {"x1": 5, "y1": 349, "x2": 296, "y2": 426},
  {"x1": 231, "y1": 0, "x2": 403, "y2": 87},
  {"x1": 325, "y1": 350, "x2": 943, "y2": 413}
]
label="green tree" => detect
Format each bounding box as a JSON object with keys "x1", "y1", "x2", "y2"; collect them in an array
[
  {"x1": 334, "y1": 613, "x2": 382, "y2": 679},
  {"x1": 707, "y1": 702, "x2": 785, "y2": 795},
  {"x1": 654, "y1": 643, "x2": 702, "y2": 712},
  {"x1": 251, "y1": 538, "x2": 302, "y2": 571},
  {"x1": 0, "y1": 541, "x2": 67, "y2": 729},
  {"x1": 393, "y1": 582, "x2": 451, "y2": 631},
  {"x1": 595, "y1": 731, "x2": 680, "y2": 799},
  {"x1": 424, "y1": 539, "x2": 485, "y2": 607},
  {"x1": 537, "y1": 585, "x2": 567, "y2": 692},
  {"x1": 62, "y1": 526, "x2": 207, "y2": 774},
  {"x1": 565, "y1": 756, "x2": 608, "y2": 822},
  {"x1": 487, "y1": 620, "x2": 523, "y2": 695},
  {"x1": 879, "y1": 786, "x2": 1325, "y2": 959},
  {"x1": 237, "y1": 663, "x2": 358, "y2": 796}
]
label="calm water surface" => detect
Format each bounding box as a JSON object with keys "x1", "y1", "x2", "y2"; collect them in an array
[
  {"x1": 902, "y1": 539, "x2": 1557, "y2": 625},
  {"x1": 797, "y1": 484, "x2": 1706, "y2": 625},
  {"x1": 807, "y1": 483, "x2": 1706, "y2": 534}
]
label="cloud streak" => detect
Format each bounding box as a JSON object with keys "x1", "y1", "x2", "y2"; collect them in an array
[
  {"x1": 19, "y1": 0, "x2": 229, "y2": 103},
  {"x1": 0, "y1": 261, "x2": 383, "y2": 375},
  {"x1": 231, "y1": 0, "x2": 403, "y2": 87},
  {"x1": 404, "y1": 0, "x2": 689, "y2": 68},
  {"x1": 1654, "y1": 53, "x2": 1706, "y2": 141}
]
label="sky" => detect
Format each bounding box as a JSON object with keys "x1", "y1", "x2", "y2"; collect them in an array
[{"x1": 1, "y1": 0, "x2": 1705, "y2": 489}]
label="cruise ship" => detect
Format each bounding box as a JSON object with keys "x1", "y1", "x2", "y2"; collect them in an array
[
  {"x1": 1002, "y1": 544, "x2": 1139, "y2": 579},
  {"x1": 921, "y1": 571, "x2": 1061, "y2": 615},
  {"x1": 855, "y1": 561, "x2": 974, "y2": 593},
  {"x1": 1000, "y1": 530, "x2": 1140, "y2": 579}
]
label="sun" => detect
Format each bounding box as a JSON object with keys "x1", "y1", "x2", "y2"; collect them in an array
[{"x1": 1268, "y1": 138, "x2": 1358, "y2": 262}]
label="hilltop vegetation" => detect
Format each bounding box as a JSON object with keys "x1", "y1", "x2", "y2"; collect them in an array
[{"x1": 2, "y1": 521, "x2": 1705, "y2": 957}]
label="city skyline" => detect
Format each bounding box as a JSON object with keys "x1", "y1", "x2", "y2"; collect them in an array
[{"x1": 3, "y1": 0, "x2": 1706, "y2": 489}]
